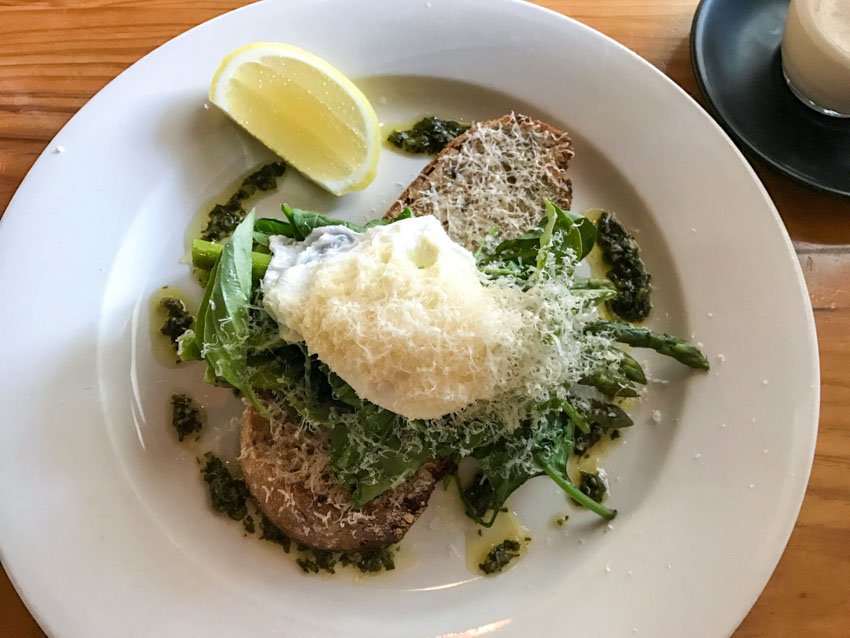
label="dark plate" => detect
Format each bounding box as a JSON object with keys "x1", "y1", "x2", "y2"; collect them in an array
[{"x1": 691, "y1": 0, "x2": 850, "y2": 198}]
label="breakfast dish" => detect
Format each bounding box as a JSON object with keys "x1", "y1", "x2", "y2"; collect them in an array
[
  {"x1": 167, "y1": 94, "x2": 709, "y2": 563},
  {"x1": 0, "y1": 1, "x2": 818, "y2": 636}
]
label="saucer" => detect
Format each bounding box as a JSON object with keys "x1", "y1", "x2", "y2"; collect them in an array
[{"x1": 691, "y1": 0, "x2": 850, "y2": 198}]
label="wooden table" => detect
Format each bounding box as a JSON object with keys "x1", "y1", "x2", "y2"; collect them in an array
[{"x1": 1, "y1": 1, "x2": 847, "y2": 635}]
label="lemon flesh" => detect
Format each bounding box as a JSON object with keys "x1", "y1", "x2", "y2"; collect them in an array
[{"x1": 210, "y1": 43, "x2": 380, "y2": 195}]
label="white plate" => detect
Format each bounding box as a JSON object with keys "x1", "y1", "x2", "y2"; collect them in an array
[{"x1": 0, "y1": 1, "x2": 818, "y2": 636}]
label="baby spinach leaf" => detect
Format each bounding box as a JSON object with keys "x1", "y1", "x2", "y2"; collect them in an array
[
  {"x1": 363, "y1": 207, "x2": 413, "y2": 228},
  {"x1": 330, "y1": 403, "x2": 430, "y2": 508},
  {"x1": 563, "y1": 207, "x2": 597, "y2": 261},
  {"x1": 253, "y1": 217, "x2": 293, "y2": 246},
  {"x1": 478, "y1": 228, "x2": 542, "y2": 274},
  {"x1": 282, "y1": 205, "x2": 364, "y2": 240},
  {"x1": 532, "y1": 411, "x2": 617, "y2": 519},
  {"x1": 460, "y1": 404, "x2": 617, "y2": 524},
  {"x1": 320, "y1": 364, "x2": 363, "y2": 409},
  {"x1": 457, "y1": 464, "x2": 537, "y2": 528},
  {"x1": 253, "y1": 207, "x2": 415, "y2": 246},
  {"x1": 536, "y1": 200, "x2": 561, "y2": 271},
  {"x1": 178, "y1": 255, "x2": 219, "y2": 362},
  {"x1": 191, "y1": 212, "x2": 261, "y2": 406},
  {"x1": 477, "y1": 200, "x2": 594, "y2": 282},
  {"x1": 537, "y1": 200, "x2": 584, "y2": 270}
]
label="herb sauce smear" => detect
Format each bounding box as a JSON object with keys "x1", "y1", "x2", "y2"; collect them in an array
[
  {"x1": 466, "y1": 510, "x2": 531, "y2": 575},
  {"x1": 148, "y1": 286, "x2": 195, "y2": 367}
]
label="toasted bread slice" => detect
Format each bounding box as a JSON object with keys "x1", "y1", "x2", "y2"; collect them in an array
[
  {"x1": 240, "y1": 402, "x2": 448, "y2": 551},
  {"x1": 241, "y1": 113, "x2": 574, "y2": 550},
  {"x1": 386, "y1": 113, "x2": 574, "y2": 250}
]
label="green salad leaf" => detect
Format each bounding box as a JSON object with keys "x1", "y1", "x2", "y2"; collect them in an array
[
  {"x1": 192, "y1": 209, "x2": 415, "y2": 284},
  {"x1": 533, "y1": 413, "x2": 617, "y2": 520},
  {"x1": 282, "y1": 205, "x2": 365, "y2": 241},
  {"x1": 251, "y1": 206, "x2": 415, "y2": 246},
  {"x1": 331, "y1": 406, "x2": 432, "y2": 508},
  {"x1": 200, "y1": 211, "x2": 257, "y2": 399},
  {"x1": 477, "y1": 199, "x2": 595, "y2": 282},
  {"x1": 180, "y1": 212, "x2": 262, "y2": 408},
  {"x1": 458, "y1": 404, "x2": 616, "y2": 526}
]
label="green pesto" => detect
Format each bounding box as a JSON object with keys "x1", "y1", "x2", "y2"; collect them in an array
[
  {"x1": 596, "y1": 212, "x2": 652, "y2": 321},
  {"x1": 200, "y1": 162, "x2": 287, "y2": 242},
  {"x1": 353, "y1": 548, "x2": 396, "y2": 573},
  {"x1": 578, "y1": 470, "x2": 608, "y2": 503},
  {"x1": 259, "y1": 517, "x2": 395, "y2": 575},
  {"x1": 387, "y1": 117, "x2": 470, "y2": 154},
  {"x1": 294, "y1": 548, "x2": 337, "y2": 574},
  {"x1": 479, "y1": 539, "x2": 522, "y2": 575},
  {"x1": 200, "y1": 453, "x2": 251, "y2": 521},
  {"x1": 170, "y1": 394, "x2": 203, "y2": 442},
  {"x1": 259, "y1": 514, "x2": 291, "y2": 552},
  {"x1": 159, "y1": 297, "x2": 194, "y2": 346},
  {"x1": 296, "y1": 557, "x2": 321, "y2": 574},
  {"x1": 297, "y1": 545, "x2": 395, "y2": 575}
]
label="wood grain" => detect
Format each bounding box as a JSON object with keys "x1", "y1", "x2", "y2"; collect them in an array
[{"x1": 1, "y1": 1, "x2": 848, "y2": 636}]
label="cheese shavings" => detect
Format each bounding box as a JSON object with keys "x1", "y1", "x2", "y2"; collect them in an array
[{"x1": 263, "y1": 216, "x2": 527, "y2": 419}]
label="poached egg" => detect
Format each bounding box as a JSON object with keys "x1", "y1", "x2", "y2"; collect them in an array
[{"x1": 261, "y1": 215, "x2": 522, "y2": 419}]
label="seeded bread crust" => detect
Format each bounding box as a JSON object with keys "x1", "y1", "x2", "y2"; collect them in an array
[{"x1": 240, "y1": 113, "x2": 574, "y2": 551}]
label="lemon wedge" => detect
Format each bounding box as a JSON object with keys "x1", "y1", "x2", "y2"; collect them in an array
[{"x1": 210, "y1": 43, "x2": 380, "y2": 195}]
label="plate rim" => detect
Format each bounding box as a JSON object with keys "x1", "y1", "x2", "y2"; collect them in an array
[{"x1": 0, "y1": 0, "x2": 820, "y2": 636}]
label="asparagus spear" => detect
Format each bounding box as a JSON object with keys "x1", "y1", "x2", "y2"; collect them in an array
[
  {"x1": 617, "y1": 350, "x2": 647, "y2": 384},
  {"x1": 585, "y1": 321, "x2": 710, "y2": 370},
  {"x1": 192, "y1": 239, "x2": 270, "y2": 280},
  {"x1": 571, "y1": 277, "x2": 618, "y2": 291},
  {"x1": 577, "y1": 347, "x2": 646, "y2": 397},
  {"x1": 561, "y1": 399, "x2": 591, "y2": 434},
  {"x1": 586, "y1": 400, "x2": 633, "y2": 429},
  {"x1": 579, "y1": 371, "x2": 640, "y2": 398}
]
